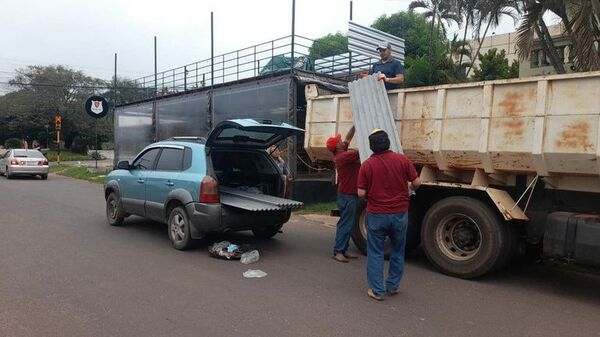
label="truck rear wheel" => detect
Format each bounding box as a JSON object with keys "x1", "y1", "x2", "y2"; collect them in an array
[
  {"x1": 421, "y1": 196, "x2": 509, "y2": 279},
  {"x1": 351, "y1": 200, "x2": 422, "y2": 258}
]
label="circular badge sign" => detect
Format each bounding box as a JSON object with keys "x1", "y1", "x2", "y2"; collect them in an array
[{"x1": 85, "y1": 96, "x2": 109, "y2": 119}]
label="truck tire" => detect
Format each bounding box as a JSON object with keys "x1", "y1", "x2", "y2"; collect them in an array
[
  {"x1": 106, "y1": 192, "x2": 126, "y2": 227},
  {"x1": 252, "y1": 224, "x2": 283, "y2": 239},
  {"x1": 421, "y1": 196, "x2": 508, "y2": 279},
  {"x1": 351, "y1": 199, "x2": 422, "y2": 258}
]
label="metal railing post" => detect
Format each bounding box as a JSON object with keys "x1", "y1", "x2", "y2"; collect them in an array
[
  {"x1": 291, "y1": 0, "x2": 295, "y2": 72},
  {"x1": 184, "y1": 66, "x2": 187, "y2": 91}
]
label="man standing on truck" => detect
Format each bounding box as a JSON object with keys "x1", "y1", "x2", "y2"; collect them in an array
[
  {"x1": 360, "y1": 40, "x2": 405, "y2": 90},
  {"x1": 327, "y1": 126, "x2": 360, "y2": 263},
  {"x1": 357, "y1": 129, "x2": 420, "y2": 301}
]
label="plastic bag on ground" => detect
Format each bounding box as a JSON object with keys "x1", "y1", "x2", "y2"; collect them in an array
[
  {"x1": 243, "y1": 269, "x2": 267, "y2": 278},
  {"x1": 209, "y1": 241, "x2": 242, "y2": 260},
  {"x1": 241, "y1": 250, "x2": 260, "y2": 264}
]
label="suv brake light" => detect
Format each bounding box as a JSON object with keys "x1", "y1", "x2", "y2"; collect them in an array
[
  {"x1": 284, "y1": 176, "x2": 292, "y2": 199},
  {"x1": 200, "y1": 176, "x2": 219, "y2": 203}
]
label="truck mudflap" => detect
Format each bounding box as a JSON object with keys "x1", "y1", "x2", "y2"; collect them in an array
[
  {"x1": 219, "y1": 186, "x2": 304, "y2": 212},
  {"x1": 421, "y1": 182, "x2": 529, "y2": 221}
]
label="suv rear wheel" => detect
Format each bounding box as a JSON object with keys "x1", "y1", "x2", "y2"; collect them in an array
[{"x1": 168, "y1": 206, "x2": 194, "y2": 250}]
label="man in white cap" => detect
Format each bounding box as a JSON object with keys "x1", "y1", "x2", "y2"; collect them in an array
[{"x1": 362, "y1": 40, "x2": 405, "y2": 90}]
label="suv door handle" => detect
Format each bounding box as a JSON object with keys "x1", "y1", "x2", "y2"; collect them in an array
[
  {"x1": 165, "y1": 181, "x2": 174, "y2": 187},
  {"x1": 137, "y1": 179, "x2": 145, "y2": 184}
]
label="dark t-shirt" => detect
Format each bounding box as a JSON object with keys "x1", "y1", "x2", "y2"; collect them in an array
[
  {"x1": 370, "y1": 59, "x2": 404, "y2": 90},
  {"x1": 357, "y1": 151, "x2": 418, "y2": 214},
  {"x1": 334, "y1": 149, "x2": 360, "y2": 195}
]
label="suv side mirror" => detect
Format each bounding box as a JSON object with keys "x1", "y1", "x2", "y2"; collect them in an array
[{"x1": 117, "y1": 160, "x2": 130, "y2": 170}]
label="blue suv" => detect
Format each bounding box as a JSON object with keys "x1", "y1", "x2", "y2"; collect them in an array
[{"x1": 104, "y1": 119, "x2": 304, "y2": 250}]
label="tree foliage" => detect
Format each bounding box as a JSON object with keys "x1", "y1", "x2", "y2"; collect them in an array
[
  {"x1": 308, "y1": 33, "x2": 348, "y2": 60},
  {"x1": 372, "y1": 11, "x2": 445, "y2": 60},
  {"x1": 472, "y1": 48, "x2": 520, "y2": 81},
  {"x1": 0, "y1": 65, "x2": 145, "y2": 148}
]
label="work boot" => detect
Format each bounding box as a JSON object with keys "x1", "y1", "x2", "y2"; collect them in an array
[
  {"x1": 367, "y1": 289, "x2": 384, "y2": 301},
  {"x1": 343, "y1": 252, "x2": 358, "y2": 259},
  {"x1": 332, "y1": 253, "x2": 349, "y2": 263}
]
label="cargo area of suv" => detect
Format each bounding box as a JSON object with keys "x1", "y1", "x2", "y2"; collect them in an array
[{"x1": 210, "y1": 149, "x2": 284, "y2": 197}]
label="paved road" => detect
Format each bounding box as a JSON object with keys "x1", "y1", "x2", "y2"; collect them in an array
[{"x1": 1, "y1": 175, "x2": 600, "y2": 337}]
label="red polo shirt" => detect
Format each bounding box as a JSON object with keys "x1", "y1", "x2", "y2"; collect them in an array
[
  {"x1": 334, "y1": 148, "x2": 360, "y2": 195},
  {"x1": 357, "y1": 151, "x2": 418, "y2": 214}
]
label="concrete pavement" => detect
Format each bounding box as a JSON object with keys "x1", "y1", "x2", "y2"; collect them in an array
[{"x1": 0, "y1": 174, "x2": 599, "y2": 337}]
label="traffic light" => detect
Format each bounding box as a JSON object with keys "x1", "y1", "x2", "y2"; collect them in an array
[{"x1": 55, "y1": 115, "x2": 62, "y2": 130}]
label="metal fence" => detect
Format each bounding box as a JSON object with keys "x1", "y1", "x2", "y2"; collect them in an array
[{"x1": 130, "y1": 35, "x2": 380, "y2": 101}]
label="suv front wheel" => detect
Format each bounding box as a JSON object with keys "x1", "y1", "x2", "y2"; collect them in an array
[
  {"x1": 106, "y1": 192, "x2": 126, "y2": 226},
  {"x1": 168, "y1": 206, "x2": 194, "y2": 250}
]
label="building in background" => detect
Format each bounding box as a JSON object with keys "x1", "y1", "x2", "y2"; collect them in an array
[{"x1": 459, "y1": 25, "x2": 573, "y2": 78}]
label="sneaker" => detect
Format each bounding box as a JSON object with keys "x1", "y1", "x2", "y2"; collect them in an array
[
  {"x1": 332, "y1": 253, "x2": 349, "y2": 263},
  {"x1": 387, "y1": 289, "x2": 400, "y2": 296},
  {"x1": 367, "y1": 289, "x2": 384, "y2": 301},
  {"x1": 343, "y1": 252, "x2": 358, "y2": 259}
]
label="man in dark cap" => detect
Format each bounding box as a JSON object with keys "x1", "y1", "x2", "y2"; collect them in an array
[
  {"x1": 360, "y1": 40, "x2": 405, "y2": 90},
  {"x1": 326, "y1": 126, "x2": 360, "y2": 263},
  {"x1": 357, "y1": 129, "x2": 420, "y2": 301}
]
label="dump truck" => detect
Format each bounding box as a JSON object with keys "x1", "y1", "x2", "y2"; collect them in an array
[{"x1": 304, "y1": 71, "x2": 600, "y2": 278}]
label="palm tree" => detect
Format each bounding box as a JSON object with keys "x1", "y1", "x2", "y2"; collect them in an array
[
  {"x1": 516, "y1": 0, "x2": 600, "y2": 73},
  {"x1": 409, "y1": 0, "x2": 462, "y2": 81},
  {"x1": 455, "y1": 0, "x2": 481, "y2": 70},
  {"x1": 465, "y1": 0, "x2": 520, "y2": 77}
]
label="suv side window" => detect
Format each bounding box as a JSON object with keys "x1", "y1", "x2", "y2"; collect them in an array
[
  {"x1": 155, "y1": 148, "x2": 184, "y2": 171},
  {"x1": 132, "y1": 148, "x2": 160, "y2": 170},
  {"x1": 182, "y1": 147, "x2": 192, "y2": 171}
]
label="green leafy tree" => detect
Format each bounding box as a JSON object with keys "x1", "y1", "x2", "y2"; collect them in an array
[
  {"x1": 308, "y1": 33, "x2": 348, "y2": 60},
  {"x1": 472, "y1": 48, "x2": 519, "y2": 81},
  {"x1": 372, "y1": 10, "x2": 446, "y2": 60},
  {"x1": 0, "y1": 65, "x2": 111, "y2": 149},
  {"x1": 4, "y1": 138, "x2": 22, "y2": 149}
]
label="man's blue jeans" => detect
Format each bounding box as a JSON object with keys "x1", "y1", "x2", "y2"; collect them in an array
[
  {"x1": 366, "y1": 212, "x2": 408, "y2": 296},
  {"x1": 333, "y1": 193, "x2": 358, "y2": 255}
]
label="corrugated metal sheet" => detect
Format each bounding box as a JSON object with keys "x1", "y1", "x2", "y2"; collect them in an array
[
  {"x1": 348, "y1": 75, "x2": 404, "y2": 162},
  {"x1": 348, "y1": 21, "x2": 405, "y2": 64},
  {"x1": 219, "y1": 186, "x2": 304, "y2": 211}
]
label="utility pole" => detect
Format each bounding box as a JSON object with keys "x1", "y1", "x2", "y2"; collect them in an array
[{"x1": 348, "y1": 1, "x2": 353, "y2": 79}]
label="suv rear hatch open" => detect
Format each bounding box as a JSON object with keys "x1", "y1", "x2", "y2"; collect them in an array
[{"x1": 206, "y1": 119, "x2": 304, "y2": 212}]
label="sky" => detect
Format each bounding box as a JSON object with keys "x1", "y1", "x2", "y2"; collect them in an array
[{"x1": 0, "y1": 0, "x2": 520, "y2": 90}]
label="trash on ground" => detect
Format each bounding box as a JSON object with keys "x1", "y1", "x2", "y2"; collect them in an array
[
  {"x1": 209, "y1": 241, "x2": 242, "y2": 260},
  {"x1": 241, "y1": 250, "x2": 260, "y2": 264},
  {"x1": 243, "y1": 269, "x2": 267, "y2": 278}
]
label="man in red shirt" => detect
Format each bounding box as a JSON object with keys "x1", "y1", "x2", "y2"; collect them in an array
[
  {"x1": 357, "y1": 129, "x2": 421, "y2": 301},
  {"x1": 327, "y1": 126, "x2": 360, "y2": 263}
]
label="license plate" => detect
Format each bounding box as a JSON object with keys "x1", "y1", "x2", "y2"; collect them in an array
[{"x1": 27, "y1": 162, "x2": 36, "y2": 166}]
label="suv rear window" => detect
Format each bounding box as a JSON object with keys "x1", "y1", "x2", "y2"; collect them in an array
[{"x1": 156, "y1": 148, "x2": 184, "y2": 171}]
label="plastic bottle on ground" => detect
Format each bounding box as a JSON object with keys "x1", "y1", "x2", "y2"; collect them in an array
[{"x1": 241, "y1": 250, "x2": 260, "y2": 264}]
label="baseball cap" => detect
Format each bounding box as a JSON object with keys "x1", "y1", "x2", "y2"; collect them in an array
[
  {"x1": 326, "y1": 134, "x2": 342, "y2": 152},
  {"x1": 376, "y1": 41, "x2": 392, "y2": 51}
]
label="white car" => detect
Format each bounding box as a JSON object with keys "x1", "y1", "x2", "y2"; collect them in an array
[{"x1": 0, "y1": 149, "x2": 49, "y2": 179}]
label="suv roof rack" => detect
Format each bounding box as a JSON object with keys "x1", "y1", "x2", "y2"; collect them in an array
[{"x1": 164, "y1": 136, "x2": 206, "y2": 143}]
